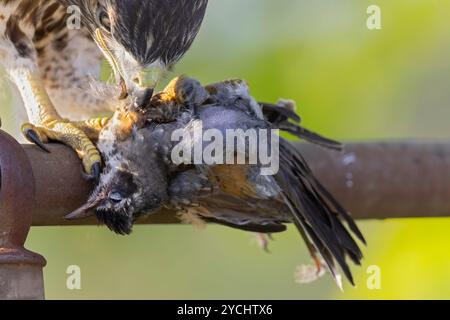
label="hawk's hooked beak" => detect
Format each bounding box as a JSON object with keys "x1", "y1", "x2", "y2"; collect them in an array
[
  {"x1": 65, "y1": 197, "x2": 102, "y2": 220},
  {"x1": 94, "y1": 29, "x2": 164, "y2": 107}
]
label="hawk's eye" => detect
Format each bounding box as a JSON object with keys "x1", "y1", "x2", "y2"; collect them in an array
[
  {"x1": 98, "y1": 10, "x2": 111, "y2": 32},
  {"x1": 109, "y1": 192, "x2": 123, "y2": 203}
]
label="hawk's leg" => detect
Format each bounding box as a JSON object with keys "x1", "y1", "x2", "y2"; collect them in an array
[
  {"x1": 12, "y1": 69, "x2": 102, "y2": 177},
  {"x1": 0, "y1": 29, "x2": 103, "y2": 178},
  {"x1": 0, "y1": 12, "x2": 106, "y2": 178}
]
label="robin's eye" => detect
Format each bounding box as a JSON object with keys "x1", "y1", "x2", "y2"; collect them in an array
[
  {"x1": 109, "y1": 192, "x2": 123, "y2": 203},
  {"x1": 98, "y1": 10, "x2": 111, "y2": 32}
]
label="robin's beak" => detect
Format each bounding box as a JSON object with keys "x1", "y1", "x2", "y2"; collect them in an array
[
  {"x1": 65, "y1": 197, "x2": 102, "y2": 220},
  {"x1": 94, "y1": 29, "x2": 164, "y2": 107}
]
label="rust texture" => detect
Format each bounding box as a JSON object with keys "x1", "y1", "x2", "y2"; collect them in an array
[
  {"x1": 0, "y1": 131, "x2": 46, "y2": 300},
  {"x1": 300, "y1": 141, "x2": 450, "y2": 220},
  {"x1": 24, "y1": 139, "x2": 450, "y2": 225}
]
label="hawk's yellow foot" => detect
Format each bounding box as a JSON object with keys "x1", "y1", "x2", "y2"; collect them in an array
[
  {"x1": 22, "y1": 123, "x2": 50, "y2": 153},
  {"x1": 21, "y1": 121, "x2": 102, "y2": 180},
  {"x1": 73, "y1": 117, "x2": 111, "y2": 141}
]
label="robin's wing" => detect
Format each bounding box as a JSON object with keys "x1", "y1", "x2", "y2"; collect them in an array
[
  {"x1": 180, "y1": 191, "x2": 289, "y2": 234},
  {"x1": 260, "y1": 102, "x2": 342, "y2": 151},
  {"x1": 195, "y1": 165, "x2": 290, "y2": 233},
  {"x1": 275, "y1": 138, "x2": 365, "y2": 287},
  {"x1": 202, "y1": 217, "x2": 287, "y2": 234}
]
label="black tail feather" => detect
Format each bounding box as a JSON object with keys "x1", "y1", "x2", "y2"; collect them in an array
[
  {"x1": 275, "y1": 140, "x2": 364, "y2": 286},
  {"x1": 280, "y1": 138, "x2": 366, "y2": 245},
  {"x1": 260, "y1": 102, "x2": 301, "y2": 123}
]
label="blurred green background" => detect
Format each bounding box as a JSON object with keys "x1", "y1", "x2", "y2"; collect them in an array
[{"x1": 2, "y1": 0, "x2": 450, "y2": 299}]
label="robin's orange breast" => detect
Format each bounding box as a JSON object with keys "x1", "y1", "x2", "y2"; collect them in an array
[{"x1": 209, "y1": 165, "x2": 259, "y2": 199}]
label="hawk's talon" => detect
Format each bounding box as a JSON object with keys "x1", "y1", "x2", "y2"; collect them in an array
[
  {"x1": 82, "y1": 162, "x2": 102, "y2": 183},
  {"x1": 21, "y1": 120, "x2": 102, "y2": 179},
  {"x1": 24, "y1": 127, "x2": 50, "y2": 153}
]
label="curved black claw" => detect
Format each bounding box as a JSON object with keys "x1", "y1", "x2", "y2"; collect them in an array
[
  {"x1": 25, "y1": 129, "x2": 50, "y2": 153},
  {"x1": 82, "y1": 162, "x2": 102, "y2": 183}
]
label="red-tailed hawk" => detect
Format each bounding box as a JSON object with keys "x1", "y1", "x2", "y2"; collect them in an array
[{"x1": 0, "y1": 0, "x2": 208, "y2": 179}]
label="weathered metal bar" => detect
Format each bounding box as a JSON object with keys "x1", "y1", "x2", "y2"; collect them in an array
[
  {"x1": 0, "y1": 131, "x2": 46, "y2": 300},
  {"x1": 20, "y1": 139, "x2": 450, "y2": 225},
  {"x1": 300, "y1": 141, "x2": 450, "y2": 220}
]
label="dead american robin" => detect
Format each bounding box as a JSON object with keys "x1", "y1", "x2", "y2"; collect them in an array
[{"x1": 67, "y1": 76, "x2": 365, "y2": 287}]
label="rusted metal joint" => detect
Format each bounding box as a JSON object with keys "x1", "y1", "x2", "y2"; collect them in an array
[{"x1": 0, "y1": 130, "x2": 46, "y2": 300}]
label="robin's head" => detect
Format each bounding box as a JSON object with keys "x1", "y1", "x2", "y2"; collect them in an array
[
  {"x1": 64, "y1": 76, "x2": 209, "y2": 234},
  {"x1": 62, "y1": 0, "x2": 208, "y2": 107},
  {"x1": 65, "y1": 125, "x2": 170, "y2": 235}
]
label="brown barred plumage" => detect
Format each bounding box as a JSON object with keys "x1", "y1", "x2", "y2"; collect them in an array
[
  {"x1": 0, "y1": 0, "x2": 208, "y2": 177},
  {"x1": 0, "y1": 0, "x2": 109, "y2": 120},
  {"x1": 1, "y1": 0, "x2": 208, "y2": 120}
]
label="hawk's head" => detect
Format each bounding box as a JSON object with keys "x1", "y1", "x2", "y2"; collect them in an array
[{"x1": 61, "y1": 0, "x2": 208, "y2": 107}]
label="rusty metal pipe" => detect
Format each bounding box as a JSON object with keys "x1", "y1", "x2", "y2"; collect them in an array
[{"x1": 20, "y1": 139, "x2": 450, "y2": 225}]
